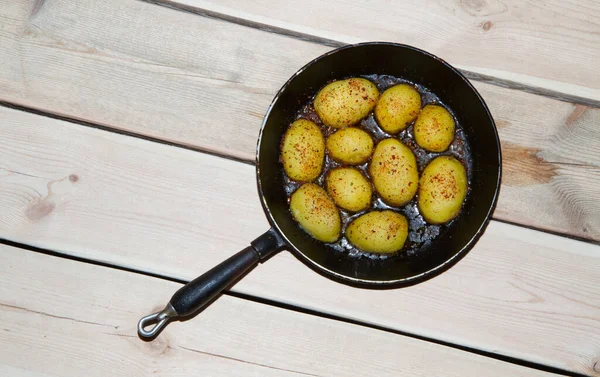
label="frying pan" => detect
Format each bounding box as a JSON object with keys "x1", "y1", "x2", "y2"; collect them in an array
[{"x1": 138, "y1": 42, "x2": 502, "y2": 339}]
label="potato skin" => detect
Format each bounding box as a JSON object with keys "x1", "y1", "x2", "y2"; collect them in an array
[
  {"x1": 314, "y1": 78, "x2": 379, "y2": 128},
  {"x1": 369, "y1": 139, "x2": 419, "y2": 206},
  {"x1": 418, "y1": 156, "x2": 467, "y2": 224},
  {"x1": 290, "y1": 183, "x2": 341, "y2": 242},
  {"x1": 326, "y1": 127, "x2": 374, "y2": 165},
  {"x1": 281, "y1": 119, "x2": 325, "y2": 181},
  {"x1": 326, "y1": 168, "x2": 372, "y2": 212},
  {"x1": 414, "y1": 105, "x2": 455, "y2": 152},
  {"x1": 346, "y1": 211, "x2": 408, "y2": 254},
  {"x1": 375, "y1": 84, "x2": 421, "y2": 134}
]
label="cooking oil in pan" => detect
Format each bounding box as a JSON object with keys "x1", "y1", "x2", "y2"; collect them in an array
[{"x1": 284, "y1": 74, "x2": 473, "y2": 260}]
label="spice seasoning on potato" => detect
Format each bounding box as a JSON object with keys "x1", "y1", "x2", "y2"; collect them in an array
[
  {"x1": 326, "y1": 168, "x2": 372, "y2": 212},
  {"x1": 414, "y1": 104, "x2": 455, "y2": 152},
  {"x1": 314, "y1": 78, "x2": 379, "y2": 128},
  {"x1": 418, "y1": 156, "x2": 467, "y2": 224},
  {"x1": 346, "y1": 211, "x2": 408, "y2": 254},
  {"x1": 369, "y1": 138, "x2": 419, "y2": 206},
  {"x1": 281, "y1": 73, "x2": 472, "y2": 255},
  {"x1": 375, "y1": 84, "x2": 422, "y2": 134},
  {"x1": 326, "y1": 127, "x2": 374, "y2": 165},
  {"x1": 290, "y1": 183, "x2": 341, "y2": 243},
  {"x1": 281, "y1": 119, "x2": 325, "y2": 182}
]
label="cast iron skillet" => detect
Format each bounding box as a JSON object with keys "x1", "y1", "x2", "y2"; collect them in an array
[{"x1": 138, "y1": 42, "x2": 502, "y2": 339}]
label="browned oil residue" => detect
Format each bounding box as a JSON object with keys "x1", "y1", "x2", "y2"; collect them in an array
[{"x1": 284, "y1": 74, "x2": 473, "y2": 259}]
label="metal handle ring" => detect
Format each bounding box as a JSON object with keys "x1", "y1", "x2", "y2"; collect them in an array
[{"x1": 137, "y1": 303, "x2": 178, "y2": 339}]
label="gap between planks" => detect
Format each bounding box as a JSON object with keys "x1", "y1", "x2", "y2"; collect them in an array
[
  {"x1": 0, "y1": 241, "x2": 584, "y2": 377},
  {"x1": 2, "y1": 0, "x2": 599, "y2": 241},
  {"x1": 140, "y1": 0, "x2": 600, "y2": 107},
  {"x1": 0, "y1": 100, "x2": 597, "y2": 246},
  {"x1": 0, "y1": 101, "x2": 255, "y2": 167},
  {"x1": 1, "y1": 107, "x2": 599, "y2": 375},
  {"x1": 0, "y1": 245, "x2": 564, "y2": 377}
]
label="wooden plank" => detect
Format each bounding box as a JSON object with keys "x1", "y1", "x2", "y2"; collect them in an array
[
  {"x1": 477, "y1": 86, "x2": 600, "y2": 241},
  {"x1": 0, "y1": 245, "x2": 553, "y2": 377},
  {"x1": 1, "y1": 0, "x2": 598, "y2": 241},
  {"x1": 160, "y1": 0, "x2": 600, "y2": 102},
  {"x1": 1, "y1": 107, "x2": 599, "y2": 375},
  {"x1": 0, "y1": 0, "x2": 330, "y2": 161}
]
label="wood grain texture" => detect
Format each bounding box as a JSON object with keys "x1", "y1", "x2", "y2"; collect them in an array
[
  {"x1": 158, "y1": 0, "x2": 600, "y2": 101},
  {"x1": 1, "y1": 107, "x2": 599, "y2": 375},
  {"x1": 0, "y1": 0, "x2": 598, "y2": 240},
  {"x1": 0, "y1": 0, "x2": 330, "y2": 161},
  {"x1": 477, "y1": 87, "x2": 600, "y2": 241},
  {"x1": 1, "y1": 245, "x2": 556, "y2": 377}
]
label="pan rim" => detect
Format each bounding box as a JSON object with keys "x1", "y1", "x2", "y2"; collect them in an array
[{"x1": 255, "y1": 41, "x2": 502, "y2": 287}]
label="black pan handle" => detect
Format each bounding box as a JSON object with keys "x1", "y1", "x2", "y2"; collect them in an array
[{"x1": 138, "y1": 228, "x2": 285, "y2": 339}]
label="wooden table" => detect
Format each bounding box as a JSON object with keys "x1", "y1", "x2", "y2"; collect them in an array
[{"x1": 1, "y1": 0, "x2": 599, "y2": 376}]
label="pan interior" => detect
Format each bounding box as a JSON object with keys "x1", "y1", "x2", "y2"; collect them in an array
[{"x1": 257, "y1": 43, "x2": 501, "y2": 286}]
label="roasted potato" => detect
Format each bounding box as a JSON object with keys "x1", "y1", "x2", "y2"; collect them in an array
[
  {"x1": 326, "y1": 127, "x2": 374, "y2": 165},
  {"x1": 418, "y1": 156, "x2": 467, "y2": 224},
  {"x1": 290, "y1": 183, "x2": 341, "y2": 242},
  {"x1": 346, "y1": 210, "x2": 408, "y2": 254},
  {"x1": 414, "y1": 104, "x2": 455, "y2": 152},
  {"x1": 281, "y1": 119, "x2": 325, "y2": 181},
  {"x1": 314, "y1": 78, "x2": 379, "y2": 128},
  {"x1": 375, "y1": 84, "x2": 421, "y2": 134},
  {"x1": 326, "y1": 168, "x2": 372, "y2": 212},
  {"x1": 369, "y1": 139, "x2": 419, "y2": 206}
]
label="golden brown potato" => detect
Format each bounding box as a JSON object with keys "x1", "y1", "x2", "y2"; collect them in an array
[
  {"x1": 290, "y1": 183, "x2": 341, "y2": 242},
  {"x1": 346, "y1": 210, "x2": 408, "y2": 254},
  {"x1": 375, "y1": 84, "x2": 421, "y2": 134},
  {"x1": 369, "y1": 139, "x2": 419, "y2": 206},
  {"x1": 414, "y1": 104, "x2": 455, "y2": 152},
  {"x1": 281, "y1": 119, "x2": 325, "y2": 181},
  {"x1": 326, "y1": 127, "x2": 374, "y2": 165},
  {"x1": 314, "y1": 78, "x2": 379, "y2": 128},
  {"x1": 418, "y1": 156, "x2": 467, "y2": 224},
  {"x1": 326, "y1": 168, "x2": 372, "y2": 212}
]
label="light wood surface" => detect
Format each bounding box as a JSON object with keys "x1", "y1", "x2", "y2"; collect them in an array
[
  {"x1": 482, "y1": 87, "x2": 600, "y2": 241},
  {"x1": 1, "y1": 0, "x2": 598, "y2": 241},
  {"x1": 2, "y1": 0, "x2": 599, "y2": 375},
  {"x1": 160, "y1": 0, "x2": 600, "y2": 102},
  {"x1": 0, "y1": 244, "x2": 553, "y2": 377},
  {"x1": 1, "y1": 107, "x2": 599, "y2": 375},
  {"x1": 1, "y1": 0, "x2": 326, "y2": 161}
]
